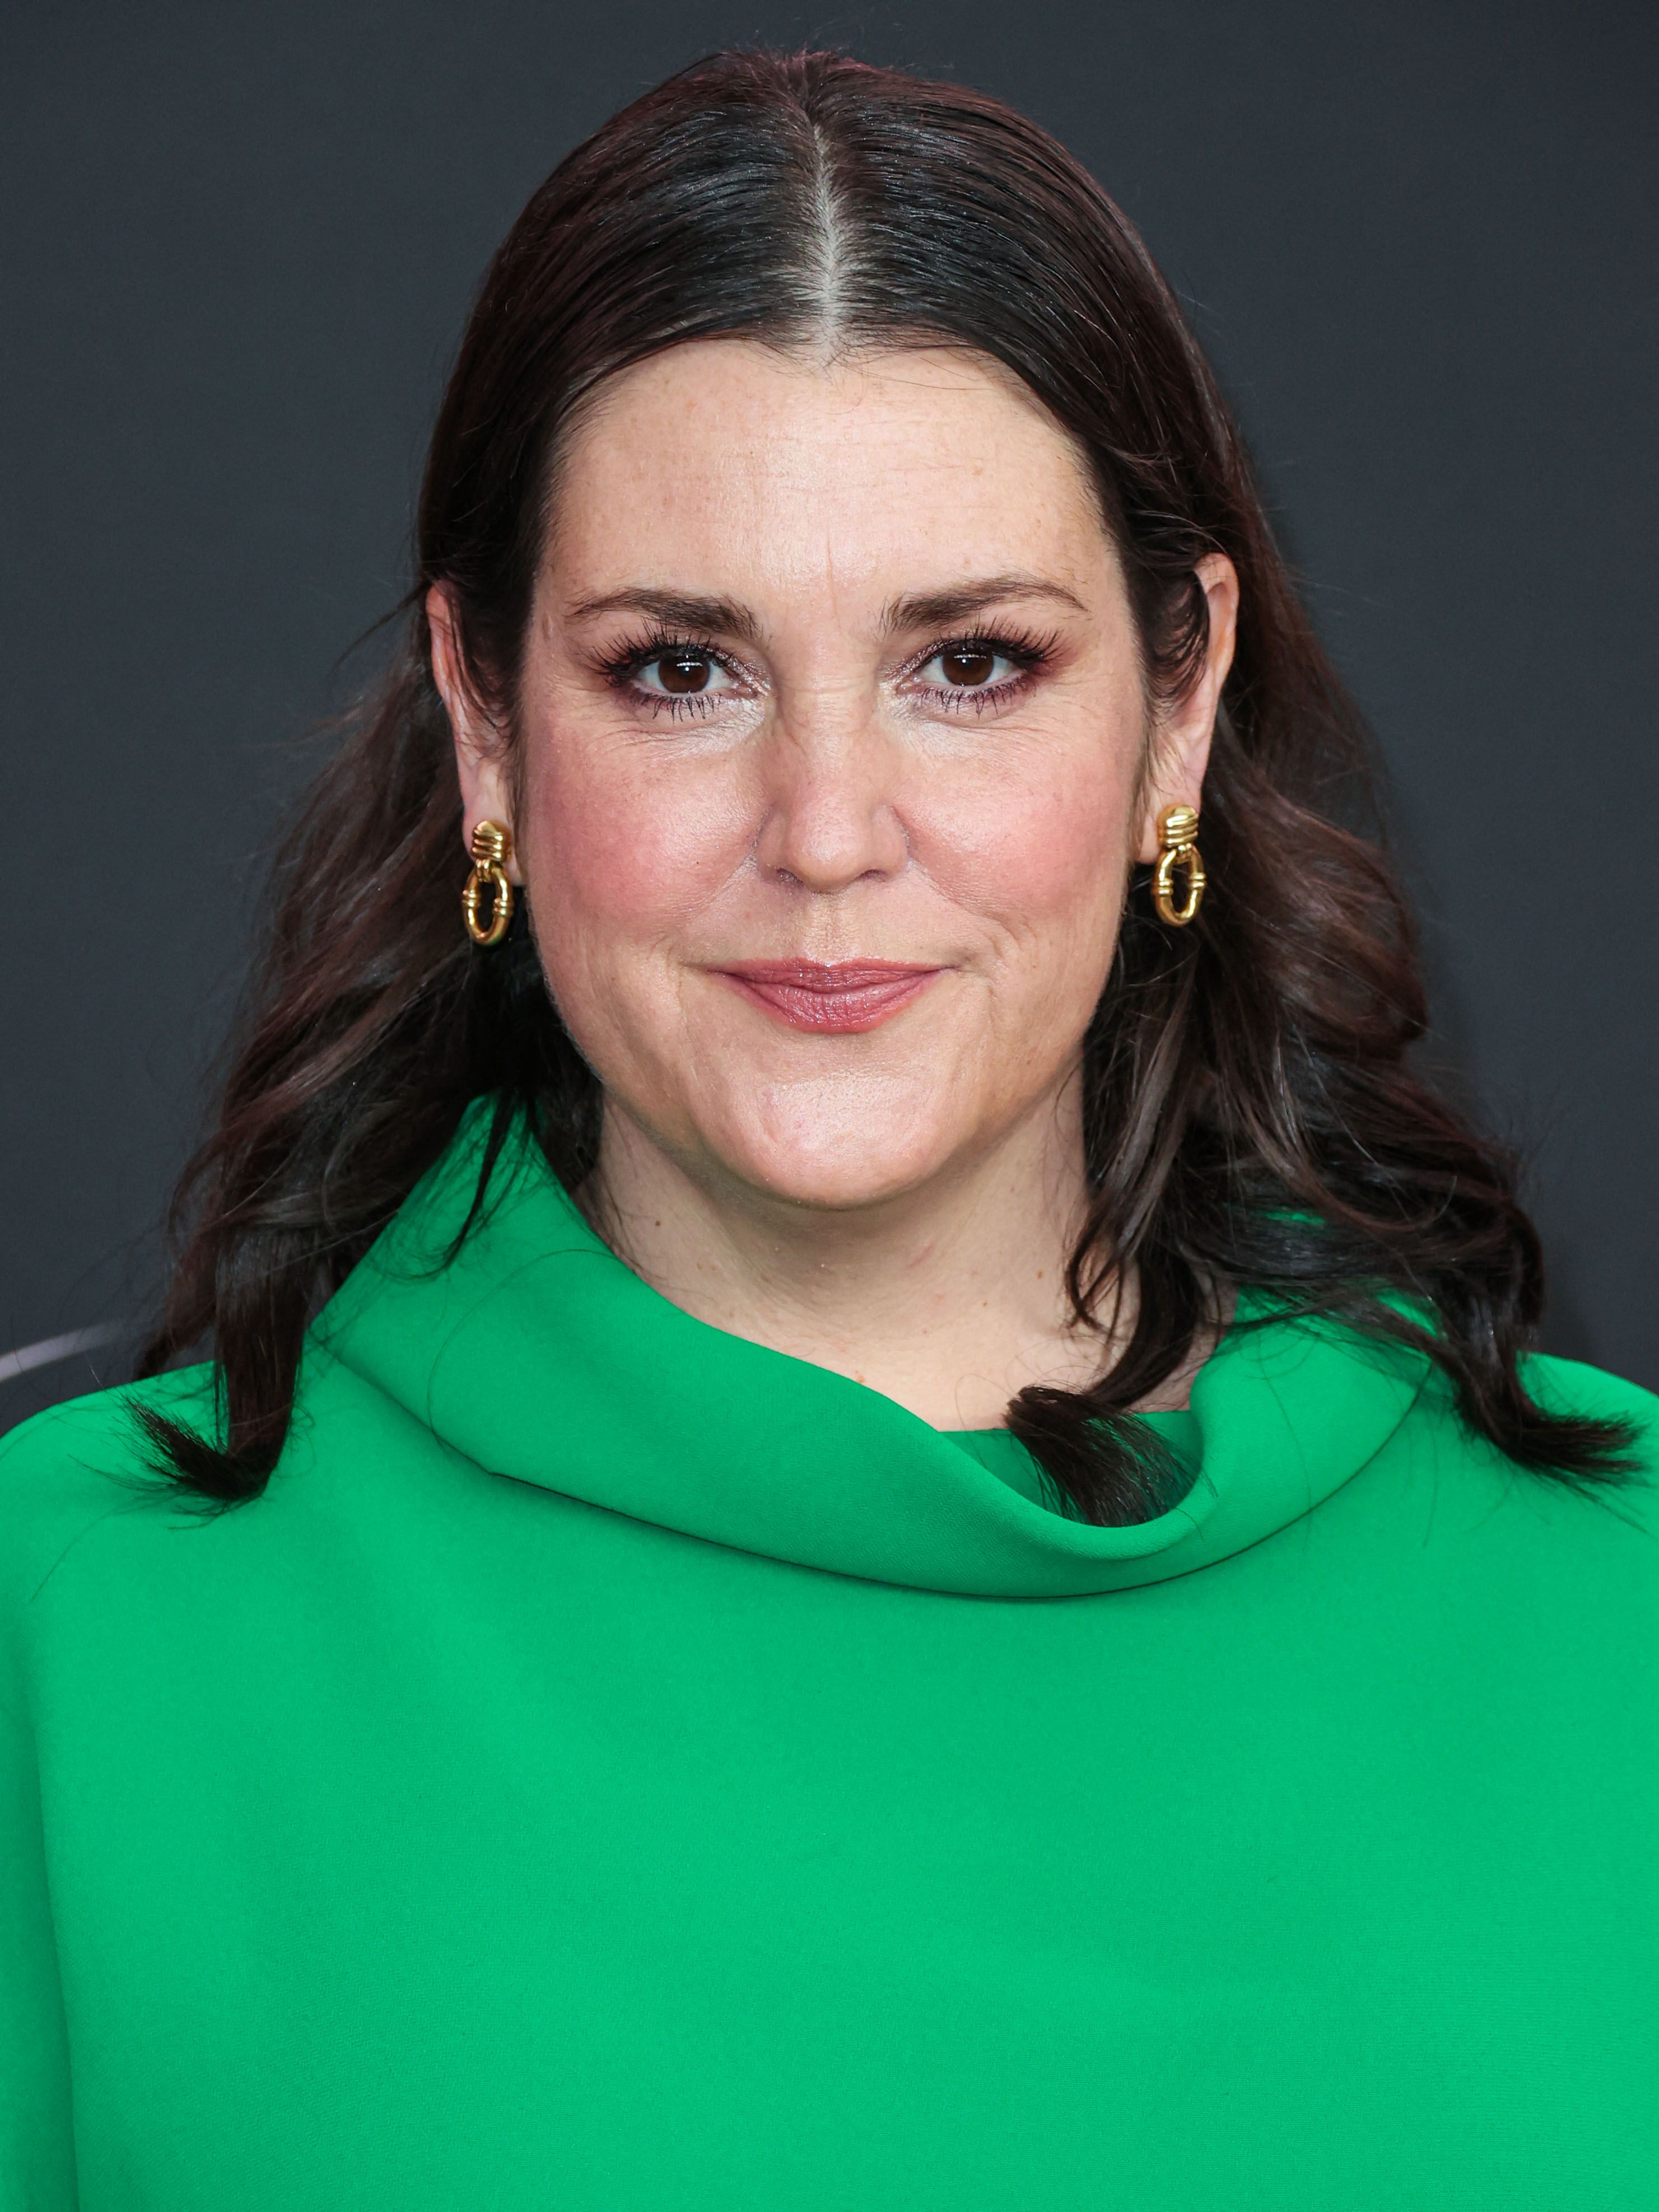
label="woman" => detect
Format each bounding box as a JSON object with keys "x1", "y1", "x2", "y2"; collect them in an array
[{"x1": 3, "y1": 48, "x2": 1653, "y2": 2210}]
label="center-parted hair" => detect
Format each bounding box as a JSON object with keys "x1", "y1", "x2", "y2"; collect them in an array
[{"x1": 138, "y1": 49, "x2": 1633, "y2": 1516}]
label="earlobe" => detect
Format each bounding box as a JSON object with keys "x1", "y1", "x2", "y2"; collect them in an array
[
  {"x1": 1133, "y1": 554, "x2": 1239, "y2": 863},
  {"x1": 427, "y1": 582, "x2": 520, "y2": 879}
]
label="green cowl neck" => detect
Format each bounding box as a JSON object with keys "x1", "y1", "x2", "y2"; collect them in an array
[{"x1": 316, "y1": 1106, "x2": 1429, "y2": 1598}]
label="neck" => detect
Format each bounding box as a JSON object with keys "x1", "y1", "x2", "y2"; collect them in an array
[{"x1": 582, "y1": 1085, "x2": 1121, "y2": 1431}]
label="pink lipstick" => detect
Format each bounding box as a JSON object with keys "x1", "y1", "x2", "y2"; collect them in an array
[{"x1": 713, "y1": 959, "x2": 942, "y2": 1034}]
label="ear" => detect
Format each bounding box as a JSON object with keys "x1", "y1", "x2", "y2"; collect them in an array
[
  {"x1": 1133, "y1": 553, "x2": 1239, "y2": 864},
  {"x1": 427, "y1": 582, "x2": 523, "y2": 883}
]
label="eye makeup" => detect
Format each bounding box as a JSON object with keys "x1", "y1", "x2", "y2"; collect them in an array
[
  {"x1": 596, "y1": 623, "x2": 1060, "y2": 721},
  {"x1": 593, "y1": 632, "x2": 756, "y2": 716},
  {"x1": 898, "y1": 629, "x2": 1058, "y2": 716},
  {"x1": 596, "y1": 629, "x2": 754, "y2": 720}
]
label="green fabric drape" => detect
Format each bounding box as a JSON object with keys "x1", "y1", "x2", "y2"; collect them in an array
[{"x1": 2, "y1": 1106, "x2": 1655, "y2": 2208}]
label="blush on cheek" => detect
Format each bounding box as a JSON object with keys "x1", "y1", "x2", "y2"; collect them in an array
[
  {"x1": 526, "y1": 749, "x2": 745, "y2": 933},
  {"x1": 915, "y1": 760, "x2": 1132, "y2": 926}
]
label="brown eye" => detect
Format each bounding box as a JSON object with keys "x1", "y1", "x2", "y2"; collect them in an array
[
  {"x1": 628, "y1": 645, "x2": 741, "y2": 708},
  {"x1": 655, "y1": 653, "x2": 712, "y2": 694},
  {"x1": 940, "y1": 646, "x2": 998, "y2": 686}
]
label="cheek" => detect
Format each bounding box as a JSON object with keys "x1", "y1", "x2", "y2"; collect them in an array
[
  {"x1": 912, "y1": 742, "x2": 1138, "y2": 946},
  {"x1": 521, "y1": 734, "x2": 745, "y2": 948}
]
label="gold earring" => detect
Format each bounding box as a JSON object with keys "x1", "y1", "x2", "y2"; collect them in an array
[
  {"x1": 461, "y1": 819, "x2": 515, "y2": 946},
  {"x1": 1152, "y1": 802, "x2": 1205, "y2": 926}
]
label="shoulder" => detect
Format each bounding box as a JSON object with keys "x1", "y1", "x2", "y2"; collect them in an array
[
  {"x1": 1520, "y1": 1350, "x2": 1659, "y2": 1459},
  {"x1": 0, "y1": 1368, "x2": 217, "y2": 1614},
  {"x1": 1310, "y1": 1348, "x2": 1659, "y2": 1643},
  {"x1": 1378, "y1": 1342, "x2": 1658, "y2": 1478},
  {"x1": 1381, "y1": 1347, "x2": 1659, "y2": 1561}
]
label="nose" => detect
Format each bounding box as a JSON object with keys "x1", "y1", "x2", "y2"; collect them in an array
[{"x1": 753, "y1": 711, "x2": 910, "y2": 894}]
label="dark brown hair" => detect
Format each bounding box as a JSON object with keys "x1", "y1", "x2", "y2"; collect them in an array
[{"x1": 138, "y1": 48, "x2": 1634, "y2": 1518}]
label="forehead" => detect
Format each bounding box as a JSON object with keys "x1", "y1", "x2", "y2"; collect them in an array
[{"x1": 544, "y1": 339, "x2": 1116, "y2": 604}]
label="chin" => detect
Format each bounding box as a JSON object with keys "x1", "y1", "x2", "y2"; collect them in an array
[
  {"x1": 719, "y1": 1076, "x2": 966, "y2": 1212},
  {"x1": 737, "y1": 1152, "x2": 947, "y2": 1213}
]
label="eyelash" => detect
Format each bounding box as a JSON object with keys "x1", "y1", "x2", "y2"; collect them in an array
[
  {"x1": 599, "y1": 629, "x2": 745, "y2": 720},
  {"x1": 907, "y1": 631, "x2": 1056, "y2": 715},
  {"x1": 599, "y1": 627, "x2": 1057, "y2": 721}
]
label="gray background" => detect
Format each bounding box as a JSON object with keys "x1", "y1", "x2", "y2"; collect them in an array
[{"x1": 3, "y1": 0, "x2": 1655, "y2": 1430}]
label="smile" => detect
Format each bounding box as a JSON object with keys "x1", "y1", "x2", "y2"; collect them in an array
[{"x1": 712, "y1": 960, "x2": 943, "y2": 1034}]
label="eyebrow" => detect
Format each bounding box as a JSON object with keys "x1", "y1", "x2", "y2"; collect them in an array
[
  {"x1": 563, "y1": 588, "x2": 765, "y2": 643},
  {"x1": 562, "y1": 573, "x2": 1087, "y2": 643},
  {"x1": 880, "y1": 576, "x2": 1088, "y2": 632}
]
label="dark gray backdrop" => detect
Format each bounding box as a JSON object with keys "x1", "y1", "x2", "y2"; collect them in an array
[{"x1": 4, "y1": 0, "x2": 1655, "y2": 1429}]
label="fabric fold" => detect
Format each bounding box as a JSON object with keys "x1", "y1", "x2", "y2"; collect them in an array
[{"x1": 318, "y1": 1105, "x2": 1430, "y2": 1596}]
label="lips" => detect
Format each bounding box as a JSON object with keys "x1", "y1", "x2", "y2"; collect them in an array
[{"x1": 712, "y1": 959, "x2": 942, "y2": 1034}]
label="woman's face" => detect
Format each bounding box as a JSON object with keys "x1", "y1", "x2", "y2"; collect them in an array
[{"x1": 440, "y1": 341, "x2": 1234, "y2": 1212}]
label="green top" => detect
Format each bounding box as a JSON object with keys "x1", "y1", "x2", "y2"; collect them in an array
[
  {"x1": 2, "y1": 1106, "x2": 1655, "y2": 2210},
  {"x1": 951, "y1": 1409, "x2": 1201, "y2": 1506}
]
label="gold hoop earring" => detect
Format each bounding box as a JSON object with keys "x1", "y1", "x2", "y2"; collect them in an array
[
  {"x1": 1152, "y1": 803, "x2": 1205, "y2": 927},
  {"x1": 461, "y1": 819, "x2": 515, "y2": 946}
]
